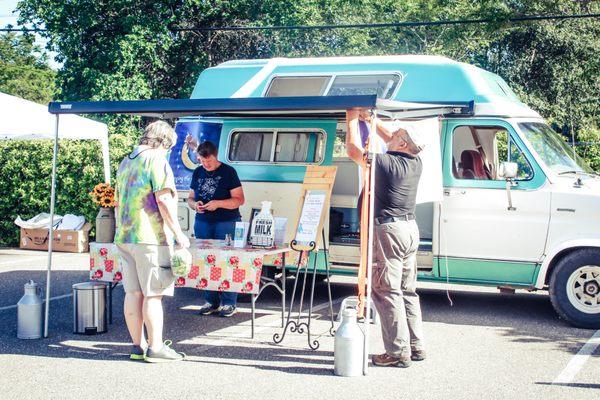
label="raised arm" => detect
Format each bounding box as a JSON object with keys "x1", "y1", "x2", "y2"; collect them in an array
[
  {"x1": 359, "y1": 110, "x2": 398, "y2": 144},
  {"x1": 185, "y1": 134, "x2": 198, "y2": 152},
  {"x1": 345, "y1": 109, "x2": 366, "y2": 167}
]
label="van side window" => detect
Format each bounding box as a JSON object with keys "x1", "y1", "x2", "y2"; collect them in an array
[
  {"x1": 452, "y1": 126, "x2": 533, "y2": 181},
  {"x1": 327, "y1": 74, "x2": 401, "y2": 98},
  {"x1": 229, "y1": 130, "x2": 324, "y2": 164},
  {"x1": 264, "y1": 73, "x2": 401, "y2": 99},
  {"x1": 229, "y1": 132, "x2": 273, "y2": 162},
  {"x1": 265, "y1": 76, "x2": 330, "y2": 97},
  {"x1": 495, "y1": 131, "x2": 534, "y2": 180}
]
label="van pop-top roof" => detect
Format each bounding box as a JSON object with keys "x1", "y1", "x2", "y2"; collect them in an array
[{"x1": 191, "y1": 55, "x2": 540, "y2": 118}]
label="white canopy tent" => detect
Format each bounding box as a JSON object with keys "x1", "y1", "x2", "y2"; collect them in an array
[
  {"x1": 1, "y1": 92, "x2": 111, "y2": 340},
  {"x1": 0, "y1": 92, "x2": 110, "y2": 182}
]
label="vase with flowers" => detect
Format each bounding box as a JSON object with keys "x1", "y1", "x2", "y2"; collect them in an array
[{"x1": 90, "y1": 183, "x2": 116, "y2": 243}]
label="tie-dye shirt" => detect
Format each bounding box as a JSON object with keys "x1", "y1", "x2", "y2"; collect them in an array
[{"x1": 114, "y1": 146, "x2": 176, "y2": 245}]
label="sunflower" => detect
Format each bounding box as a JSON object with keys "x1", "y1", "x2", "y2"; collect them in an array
[
  {"x1": 100, "y1": 196, "x2": 112, "y2": 207},
  {"x1": 93, "y1": 183, "x2": 107, "y2": 196},
  {"x1": 90, "y1": 182, "x2": 116, "y2": 207}
]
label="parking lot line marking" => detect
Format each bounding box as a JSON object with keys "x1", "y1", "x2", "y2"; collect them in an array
[
  {"x1": 0, "y1": 256, "x2": 47, "y2": 267},
  {"x1": 0, "y1": 293, "x2": 72, "y2": 311},
  {"x1": 552, "y1": 329, "x2": 600, "y2": 384}
]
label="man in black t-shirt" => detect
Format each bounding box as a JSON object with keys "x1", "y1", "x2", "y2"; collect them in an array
[
  {"x1": 187, "y1": 141, "x2": 245, "y2": 317},
  {"x1": 346, "y1": 109, "x2": 426, "y2": 368}
]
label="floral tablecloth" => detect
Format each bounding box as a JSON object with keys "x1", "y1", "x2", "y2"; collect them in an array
[{"x1": 89, "y1": 240, "x2": 293, "y2": 295}]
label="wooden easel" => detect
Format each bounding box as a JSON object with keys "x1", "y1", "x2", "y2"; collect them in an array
[
  {"x1": 273, "y1": 165, "x2": 337, "y2": 350},
  {"x1": 292, "y1": 166, "x2": 337, "y2": 249}
]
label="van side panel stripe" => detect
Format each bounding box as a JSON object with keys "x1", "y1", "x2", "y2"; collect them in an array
[{"x1": 434, "y1": 257, "x2": 538, "y2": 285}]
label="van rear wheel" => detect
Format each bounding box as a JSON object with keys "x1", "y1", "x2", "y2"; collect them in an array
[{"x1": 549, "y1": 249, "x2": 600, "y2": 329}]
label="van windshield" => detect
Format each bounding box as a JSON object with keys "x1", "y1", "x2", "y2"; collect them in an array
[{"x1": 518, "y1": 122, "x2": 594, "y2": 174}]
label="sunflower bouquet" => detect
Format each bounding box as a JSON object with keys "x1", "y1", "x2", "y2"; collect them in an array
[{"x1": 90, "y1": 183, "x2": 116, "y2": 208}]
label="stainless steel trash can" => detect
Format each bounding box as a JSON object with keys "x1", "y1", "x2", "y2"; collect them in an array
[{"x1": 73, "y1": 282, "x2": 107, "y2": 334}]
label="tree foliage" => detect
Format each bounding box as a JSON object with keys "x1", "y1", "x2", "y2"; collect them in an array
[
  {"x1": 0, "y1": 0, "x2": 597, "y2": 247},
  {"x1": 16, "y1": 1, "x2": 598, "y2": 126},
  {"x1": 0, "y1": 32, "x2": 56, "y2": 104}
]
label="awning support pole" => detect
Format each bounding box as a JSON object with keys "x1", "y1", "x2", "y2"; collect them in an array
[
  {"x1": 101, "y1": 134, "x2": 111, "y2": 184},
  {"x1": 44, "y1": 114, "x2": 59, "y2": 338},
  {"x1": 363, "y1": 123, "x2": 377, "y2": 375}
]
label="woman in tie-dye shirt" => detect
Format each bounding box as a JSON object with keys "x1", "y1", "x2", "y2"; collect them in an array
[{"x1": 115, "y1": 120, "x2": 190, "y2": 363}]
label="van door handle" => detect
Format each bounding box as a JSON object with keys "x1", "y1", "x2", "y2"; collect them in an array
[{"x1": 444, "y1": 189, "x2": 466, "y2": 196}]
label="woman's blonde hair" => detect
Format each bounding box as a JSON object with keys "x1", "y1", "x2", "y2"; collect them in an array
[{"x1": 139, "y1": 120, "x2": 177, "y2": 149}]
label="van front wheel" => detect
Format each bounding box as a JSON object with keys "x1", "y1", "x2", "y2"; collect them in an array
[{"x1": 549, "y1": 249, "x2": 600, "y2": 329}]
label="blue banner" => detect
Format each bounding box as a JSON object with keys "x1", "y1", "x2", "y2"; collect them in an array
[{"x1": 168, "y1": 120, "x2": 222, "y2": 191}]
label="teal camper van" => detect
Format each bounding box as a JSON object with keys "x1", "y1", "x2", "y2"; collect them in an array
[{"x1": 170, "y1": 56, "x2": 600, "y2": 328}]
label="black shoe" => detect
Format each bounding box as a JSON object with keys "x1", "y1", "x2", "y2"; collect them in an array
[
  {"x1": 411, "y1": 348, "x2": 426, "y2": 361},
  {"x1": 219, "y1": 305, "x2": 237, "y2": 318},
  {"x1": 129, "y1": 345, "x2": 145, "y2": 361},
  {"x1": 198, "y1": 302, "x2": 220, "y2": 315}
]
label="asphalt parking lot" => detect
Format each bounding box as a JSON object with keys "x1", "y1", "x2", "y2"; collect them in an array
[{"x1": 0, "y1": 249, "x2": 598, "y2": 400}]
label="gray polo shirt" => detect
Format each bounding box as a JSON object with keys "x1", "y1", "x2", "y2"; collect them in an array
[{"x1": 373, "y1": 151, "x2": 422, "y2": 219}]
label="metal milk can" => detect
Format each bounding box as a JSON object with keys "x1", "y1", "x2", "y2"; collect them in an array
[
  {"x1": 17, "y1": 280, "x2": 43, "y2": 339},
  {"x1": 95, "y1": 207, "x2": 115, "y2": 243},
  {"x1": 334, "y1": 308, "x2": 364, "y2": 377}
]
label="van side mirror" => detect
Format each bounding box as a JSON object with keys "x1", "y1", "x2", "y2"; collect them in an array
[
  {"x1": 499, "y1": 162, "x2": 518, "y2": 211},
  {"x1": 499, "y1": 162, "x2": 518, "y2": 180}
]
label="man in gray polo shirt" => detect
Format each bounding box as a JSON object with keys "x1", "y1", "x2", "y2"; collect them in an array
[{"x1": 345, "y1": 109, "x2": 426, "y2": 368}]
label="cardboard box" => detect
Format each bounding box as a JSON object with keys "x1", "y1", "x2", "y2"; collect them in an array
[{"x1": 20, "y1": 223, "x2": 92, "y2": 253}]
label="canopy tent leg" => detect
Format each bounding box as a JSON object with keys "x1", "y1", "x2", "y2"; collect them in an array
[
  {"x1": 100, "y1": 134, "x2": 111, "y2": 184},
  {"x1": 44, "y1": 114, "x2": 59, "y2": 338}
]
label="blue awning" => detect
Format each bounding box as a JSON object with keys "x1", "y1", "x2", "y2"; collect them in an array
[{"x1": 48, "y1": 95, "x2": 473, "y2": 119}]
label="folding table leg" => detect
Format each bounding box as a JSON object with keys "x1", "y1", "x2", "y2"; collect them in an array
[
  {"x1": 108, "y1": 283, "x2": 114, "y2": 324},
  {"x1": 251, "y1": 294, "x2": 256, "y2": 339},
  {"x1": 281, "y1": 253, "x2": 286, "y2": 328}
]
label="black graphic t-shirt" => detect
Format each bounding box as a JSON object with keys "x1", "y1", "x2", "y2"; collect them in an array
[{"x1": 190, "y1": 163, "x2": 242, "y2": 222}]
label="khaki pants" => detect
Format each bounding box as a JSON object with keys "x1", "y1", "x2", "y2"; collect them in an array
[{"x1": 372, "y1": 219, "x2": 424, "y2": 358}]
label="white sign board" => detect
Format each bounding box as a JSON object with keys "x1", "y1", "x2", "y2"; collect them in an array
[{"x1": 295, "y1": 190, "x2": 327, "y2": 245}]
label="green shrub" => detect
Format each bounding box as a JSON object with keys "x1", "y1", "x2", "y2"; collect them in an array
[
  {"x1": 575, "y1": 126, "x2": 600, "y2": 172},
  {"x1": 0, "y1": 132, "x2": 137, "y2": 247}
]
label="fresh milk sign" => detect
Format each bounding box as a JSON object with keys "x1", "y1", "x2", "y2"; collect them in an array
[{"x1": 250, "y1": 201, "x2": 275, "y2": 248}]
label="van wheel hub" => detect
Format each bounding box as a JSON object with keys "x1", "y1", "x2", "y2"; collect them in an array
[
  {"x1": 566, "y1": 265, "x2": 600, "y2": 314},
  {"x1": 584, "y1": 281, "x2": 599, "y2": 296}
]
